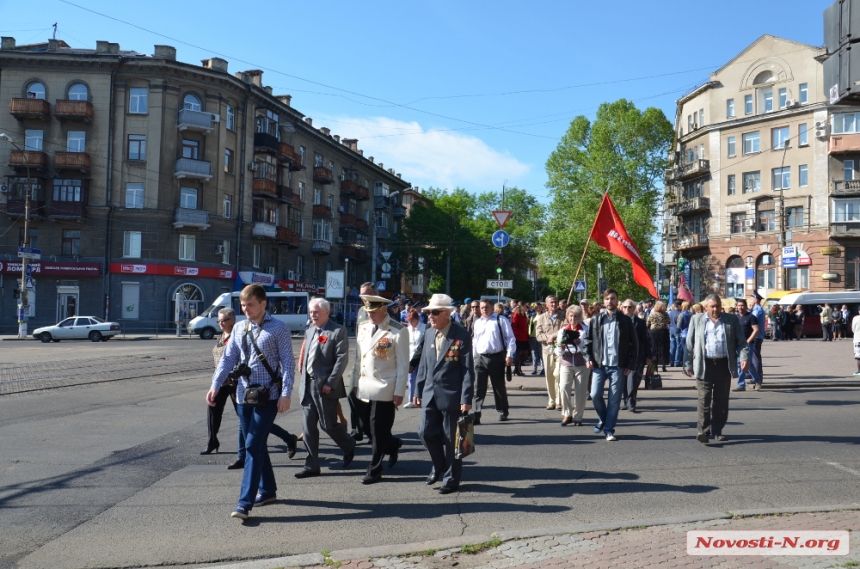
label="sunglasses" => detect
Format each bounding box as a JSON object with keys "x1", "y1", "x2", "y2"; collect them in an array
[{"x1": 429, "y1": 310, "x2": 446, "y2": 316}]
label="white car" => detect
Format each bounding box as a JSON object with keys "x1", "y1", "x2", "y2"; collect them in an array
[{"x1": 33, "y1": 316, "x2": 121, "y2": 343}]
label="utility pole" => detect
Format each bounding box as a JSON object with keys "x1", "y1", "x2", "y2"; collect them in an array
[{"x1": 1, "y1": 134, "x2": 33, "y2": 338}]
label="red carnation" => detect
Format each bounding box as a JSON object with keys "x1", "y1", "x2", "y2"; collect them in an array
[{"x1": 318, "y1": 335, "x2": 328, "y2": 344}]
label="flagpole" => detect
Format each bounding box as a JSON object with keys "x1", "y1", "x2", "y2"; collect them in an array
[{"x1": 566, "y1": 192, "x2": 608, "y2": 305}]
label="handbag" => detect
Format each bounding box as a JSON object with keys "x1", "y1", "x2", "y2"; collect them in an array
[
  {"x1": 650, "y1": 374, "x2": 663, "y2": 389},
  {"x1": 242, "y1": 384, "x2": 270, "y2": 407},
  {"x1": 505, "y1": 365, "x2": 513, "y2": 382},
  {"x1": 455, "y1": 414, "x2": 475, "y2": 459}
]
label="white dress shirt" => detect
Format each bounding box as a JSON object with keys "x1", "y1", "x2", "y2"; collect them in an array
[{"x1": 472, "y1": 314, "x2": 516, "y2": 359}]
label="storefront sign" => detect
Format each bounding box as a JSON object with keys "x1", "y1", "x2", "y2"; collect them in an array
[
  {"x1": 238, "y1": 271, "x2": 275, "y2": 286},
  {"x1": 275, "y1": 279, "x2": 318, "y2": 293},
  {"x1": 782, "y1": 246, "x2": 797, "y2": 268},
  {"x1": 109, "y1": 263, "x2": 234, "y2": 279},
  {"x1": 0, "y1": 261, "x2": 101, "y2": 276},
  {"x1": 326, "y1": 270, "x2": 345, "y2": 299},
  {"x1": 822, "y1": 273, "x2": 839, "y2": 280},
  {"x1": 821, "y1": 247, "x2": 839, "y2": 256},
  {"x1": 797, "y1": 250, "x2": 811, "y2": 266}
]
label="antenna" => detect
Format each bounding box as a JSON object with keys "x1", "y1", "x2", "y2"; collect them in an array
[{"x1": 52, "y1": 23, "x2": 57, "y2": 40}]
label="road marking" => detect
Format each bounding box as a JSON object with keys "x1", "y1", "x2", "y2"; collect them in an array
[{"x1": 826, "y1": 462, "x2": 860, "y2": 477}]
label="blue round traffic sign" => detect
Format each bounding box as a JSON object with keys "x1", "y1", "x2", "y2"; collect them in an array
[{"x1": 492, "y1": 230, "x2": 511, "y2": 248}]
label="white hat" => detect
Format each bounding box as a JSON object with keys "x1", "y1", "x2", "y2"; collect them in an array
[{"x1": 421, "y1": 293, "x2": 456, "y2": 312}]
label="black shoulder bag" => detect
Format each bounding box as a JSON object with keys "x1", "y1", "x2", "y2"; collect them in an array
[{"x1": 242, "y1": 322, "x2": 283, "y2": 407}]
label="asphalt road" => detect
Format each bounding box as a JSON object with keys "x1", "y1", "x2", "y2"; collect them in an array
[{"x1": 1, "y1": 339, "x2": 859, "y2": 568}]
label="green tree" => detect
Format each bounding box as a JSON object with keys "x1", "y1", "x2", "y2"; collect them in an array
[{"x1": 540, "y1": 99, "x2": 673, "y2": 302}]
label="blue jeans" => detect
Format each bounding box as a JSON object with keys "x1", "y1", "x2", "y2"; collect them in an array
[
  {"x1": 590, "y1": 366, "x2": 624, "y2": 435},
  {"x1": 529, "y1": 337, "x2": 543, "y2": 373},
  {"x1": 236, "y1": 401, "x2": 279, "y2": 509},
  {"x1": 669, "y1": 332, "x2": 683, "y2": 365},
  {"x1": 736, "y1": 342, "x2": 761, "y2": 387}
]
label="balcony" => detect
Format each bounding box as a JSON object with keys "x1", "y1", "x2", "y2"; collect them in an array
[
  {"x1": 174, "y1": 158, "x2": 212, "y2": 181},
  {"x1": 672, "y1": 196, "x2": 710, "y2": 216},
  {"x1": 355, "y1": 185, "x2": 369, "y2": 200},
  {"x1": 278, "y1": 142, "x2": 297, "y2": 163},
  {"x1": 252, "y1": 222, "x2": 277, "y2": 240},
  {"x1": 832, "y1": 179, "x2": 860, "y2": 196},
  {"x1": 47, "y1": 184, "x2": 88, "y2": 218},
  {"x1": 312, "y1": 204, "x2": 332, "y2": 218},
  {"x1": 252, "y1": 176, "x2": 278, "y2": 198},
  {"x1": 54, "y1": 99, "x2": 93, "y2": 123},
  {"x1": 10, "y1": 98, "x2": 50, "y2": 121},
  {"x1": 277, "y1": 226, "x2": 300, "y2": 248},
  {"x1": 177, "y1": 109, "x2": 214, "y2": 134},
  {"x1": 312, "y1": 239, "x2": 332, "y2": 255},
  {"x1": 275, "y1": 184, "x2": 293, "y2": 204},
  {"x1": 253, "y1": 132, "x2": 279, "y2": 154},
  {"x1": 374, "y1": 195, "x2": 389, "y2": 209},
  {"x1": 356, "y1": 218, "x2": 369, "y2": 233},
  {"x1": 339, "y1": 245, "x2": 357, "y2": 260},
  {"x1": 831, "y1": 222, "x2": 860, "y2": 237},
  {"x1": 173, "y1": 208, "x2": 210, "y2": 229},
  {"x1": 376, "y1": 226, "x2": 390, "y2": 240},
  {"x1": 4, "y1": 183, "x2": 46, "y2": 216},
  {"x1": 674, "y1": 234, "x2": 709, "y2": 251},
  {"x1": 340, "y1": 213, "x2": 357, "y2": 228},
  {"x1": 340, "y1": 179, "x2": 360, "y2": 197},
  {"x1": 8, "y1": 150, "x2": 48, "y2": 171},
  {"x1": 675, "y1": 159, "x2": 710, "y2": 182},
  {"x1": 313, "y1": 166, "x2": 334, "y2": 184},
  {"x1": 291, "y1": 193, "x2": 303, "y2": 209},
  {"x1": 662, "y1": 220, "x2": 678, "y2": 236},
  {"x1": 391, "y1": 205, "x2": 407, "y2": 217},
  {"x1": 54, "y1": 152, "x2": 91, "y2": 173},
  {"x1": 829, "y1": 134, "x2": 860, "y2": 154}
]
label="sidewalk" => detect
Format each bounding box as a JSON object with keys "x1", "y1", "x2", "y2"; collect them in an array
[{"x1": 223, "y1": 506, "x2": 860, "y2": 569}]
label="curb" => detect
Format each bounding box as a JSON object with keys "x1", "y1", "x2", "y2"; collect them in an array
[
  {"x1": 218, "y1": 504, "x2": 860, "y2": 568},
  {"x1": 515, "y1": 382, "x2": 860, "y2": 391}
]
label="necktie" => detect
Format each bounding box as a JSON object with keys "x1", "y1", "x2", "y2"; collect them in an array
[
  {"x1": 372, "y1": 324, "x2": 378, "y2": 335},
  {"x1": 306, "y1": 328, "x2": 319, "y2": 375}
]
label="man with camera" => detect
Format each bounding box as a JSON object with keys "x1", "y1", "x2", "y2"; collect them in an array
[{"x1": 207, "y1": 284, "x2": 295, "y2": 520}]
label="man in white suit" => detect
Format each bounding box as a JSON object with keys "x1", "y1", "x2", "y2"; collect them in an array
[{"x1": 350, "y1": 295, "x2": 410, "y2": 484}]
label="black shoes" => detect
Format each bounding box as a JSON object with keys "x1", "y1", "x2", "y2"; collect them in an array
[
  {"x1": 425, "y1": 473, "x2": 438, "y2": 485},
  {"x1": 697, "y1": 433, "x2": 709, "y2": 444},
  {"x1": 294, "y1": 469, "x2": 320, "y2": 479},
  {"x1": 201, "y1": 443, "x2": 219, "y2": 455},
  {"x1": 284, "y1": 435, "x2": 298, "y2": 459},
  {"x1": 473, "y1": 414, "x2": 482, "y2": 425},
  {"x1": 350, "y1": 430, "x2": 364, "y2": 442},
  {"x1": 388, "y1": 440, "x2": 402, "y2": 468},
  {"x1": 226, "y1": 460, "x2": 244, "y2": 470},
  {"x1": 715, "y1": 434, "x2": 727, "y2": 442},
  {"x1": 343, "y1": 449, "x2": 355, "y2": 468},
  {"x1": 361, "y1": 473, "x2": 382, "y2": 485},
  {"x1": 499, "y1": 411, "x2": 509, "y2": 422},
  {"x1": 438, "y1": 486, "x2": 457, "y2": 495}
]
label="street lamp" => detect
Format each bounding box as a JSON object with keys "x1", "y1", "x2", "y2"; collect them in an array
[
  {"x1": 776, "y1": 136, "x2": 792, "y2": 291},
  {"x1": 0, "y1": 133, "x2": 33, "y2": 338}
]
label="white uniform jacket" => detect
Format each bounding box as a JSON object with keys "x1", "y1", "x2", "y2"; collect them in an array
[{"x1": 351, "y1": 317, "x2": 410, "y2": 402}]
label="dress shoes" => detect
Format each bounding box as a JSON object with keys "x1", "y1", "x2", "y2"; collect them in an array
[
  {"x1": 294, "y1": 469, "x2": 320, "y2": 479},
  {"x1": 732, "y1": 386, "x2": 746, "y2": 392},
  {"x1": 572, "y1": 420, "x2": 582, "y2": 426},
  {"x1": 200, "y1": 443, "x2": 220, "y2": 455},
  {"x1": 226, "y1": 460, "x2": 244, "y2": 470},
  {"x1": 350, "y1": 430, "x2": 364, "y2": 442},
  {"x1": 425, "y1": 473, "x2": 438, "y2": 485},
  {"x1": 498, "y1": 411, "x2": 509, "y2": 422},
  {"x1": 438, "y1": 485, "x2": 458, "y2": 495},
  {"x1": 546, "y1": 404, "x2": 555, "y2": 410},
  {"x1": 473, "y1": 414, "x2": 481, "y2": 425},
  {"x1": 284, "y1": 435, "x2": 298, "y2": 459},
  {"x1": 361, "y1": 473, "x2": 382, "y2": 485},
  {"x1": 696, "y1": 433, "x2": 710, "y2": 444},
  {"x1": 388, "y1": 440, "x2": 402, "y2": 468},
  {"x1": 561, "y1": 416, "x2": 572, "y2": 426},
  {"x1": 715, "y1": 434, "x2": 727, "y2": 442},
  {"x1": 343, "y1": 449, "x2": 355, "y2": 468},
  {"x1": 620, "y1": 401, "x2": 628, "y2": 410}
]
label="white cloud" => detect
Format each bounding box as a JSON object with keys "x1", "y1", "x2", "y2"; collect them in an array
[{"x1": 310, "y1": 115, "x2": 530, "y2": 191}]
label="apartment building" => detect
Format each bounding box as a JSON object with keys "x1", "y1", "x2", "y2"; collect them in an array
[
  {"x1": 0, "y1": 37, "x2": 409, "y2": 333},
  {"x1": 661, "y1": 35, "x2": 846, "y2": 300}
]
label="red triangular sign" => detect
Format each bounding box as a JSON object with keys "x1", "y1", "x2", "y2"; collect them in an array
[{"x1": 492, "y1": 210, "x2": 512, "y2": 228}]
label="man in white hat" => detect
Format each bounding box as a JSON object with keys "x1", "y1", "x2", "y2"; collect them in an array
[
  {"x1": 349, "y1": 294, "x2": 410, "y2": 484},
  {"x1": 414, "y1": 293, "x2": 474, "y2": 494}
]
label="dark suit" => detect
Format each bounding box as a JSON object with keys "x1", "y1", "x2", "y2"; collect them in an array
[
  {"x1": 300, "y1": 319, "x2": 355, "y2": 473},
  {"x1": 624, "y1": 317, "x2": 652, "y2": 408},
  {"x1": 415, "y1": 321, "x2": 475, "y2": 490}
]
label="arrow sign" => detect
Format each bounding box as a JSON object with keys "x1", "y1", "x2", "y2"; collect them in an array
[
  {"x1": 381, "y1": 263, "x2": 392, "y2": 272},
  {"x1": 492, "y1": 210, "x2": 512, "y2": 228},
  {"x1": 492, "y1": 230, "x2": 510, "y2": 248},
  {"x1": 381, "y1": 252, "x2": 392, "y2": 261}
]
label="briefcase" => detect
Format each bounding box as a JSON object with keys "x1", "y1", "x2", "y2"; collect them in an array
[{"x1": 455, "y1": 414, "x2": 475, "y2": 460}]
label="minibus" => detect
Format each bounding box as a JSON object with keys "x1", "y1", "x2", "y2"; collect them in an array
[{"x1": 188, "y1": 291, "x2": 309, "y2": 339}]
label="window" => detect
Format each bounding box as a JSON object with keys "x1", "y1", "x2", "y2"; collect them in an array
[
  {"x1": 757, "y1": 254, "x2": 776, "y2": 291},
  {"x1": 727, "y1": 99, "x2": 735, "y2": 117},
  {"x1": 787, "y1": 267, "x2": 809, "y2": 289},
  {"x1": 181, "y1": 139, "x2": 199, "y2": 160},
  {"x1": 68, "y1": 83, "x2": 88, "y2": 101},
  {"x1": 220, "y1": 240, "x2": 230, "y2": 265},
  {"x1": 799, "y1": 164, "x2": 809, "y2": 187},
  {"x1": 24, "y1": 129, "x2": 43, "y2": 151},
  {"x1": 298, "y1": 181, "x2": 306, "y2": 202},
  {"x1": 744, "y1": 94, "x2": 753, "y2": 115},
  {"x1": 328, "y1": 160, "x2": 335, "y2": 173},
  {"x1": 727, "y1": 136, "x2": 736, "y2": 157},
  {"x1": 699, "y1": 109, "x2": 704, "y2": 127},
  {"x1": 53, "y1": 179, "x2": 83, "y2": 202},
  {"x1": 223, "y1": 194, "x2": 232, "y2": 218},
  {"x1": 123, "y1": 231, "x2": 142, "y2": 258},
  {"x1": 313, "y1": 221, "x2": 332, "y2": 241},
  {"x1": 786, "y1": 206, "x2": 804, "y2": 227},
  {"x1": 179, "y1": 235, "x2": 196, "y2": 261},
  {"x1": 834, "y1": 199, "x2": 860, "y2": 222},
  {"x1": 799, "y1": 83, "x2": 808, "y2": 104},
  {"x1": 226, "y1": 105, "x2": 235, "y2": 131},
  {"x1": 727, "y1": 174, "x2": 736, "y2": 195},
  {"x1": 312, "y1": 259, "x2": 319, "y2": 279},
  {"x1": 313, "y1": 188, "x2": 322, "y2": 205},
  {"x1": 224, "y1": 148, "x2": 233, "y2": 173},
  {"x1": 299, "y1": 146, "x2": 306, "y2": 165},
  {"x1": 778, "y1": 88, "x2": 787, "y2": 108},
  {"x1": 833, "y1": 113, "x2": 860, "y2": 134},
  {"x1": 62, "y1": 230, "x2": 81, "y2": 256},
  {"x1": 757, "y1": 209, "x2": 776, "y2": 231},
  {"x1": 314, "y1": 152, "x2": 323, "y2": 167},
  {"x1": 326, "y1": 194, "x2": 334, "y2": 209},
  {"x1": 296, "y1": 255, "x2": 304, "y2": 277},
  {"x1": 290, "y1": 208, "x2": 302, "y2": 235},
  {"x1": 183, "y1": 94, "x2": 201, "y2": 111},
  {"x1": 67, "y1": 131, "x2": 86, "y2": 153},
  {"x1": 255, "y1": 109, "x2": 279, "y2": 137},
  {"x1": 19, "y1": 228, "x2": 37, "y2": 248},
  {"x1": 772, "y1": 167, "x2": 790, "y2": 190},
  {"x1": 128, "y1": 134, "x2": 146, "y2": 160},
  {"x1": 845, "y1": 160, "x2": 855, "y2": 181},
  {"x1": 743, "y1": 171, "x2": 761, "y2": 193},
  {"x1": 772, "y1": 127, "x2": 789, "y2": 150},
  {"x1": 742, "y1": 132, "x2": 760, "y2": 154},
  {"x1": 730, "y1": 213, "x2": 748, "y2": 234},
  {"x1": 683, "y1": 180, "x2": 704, "y2": 199},
  {"x1": 129, "y1": 88, "x2": 147, "y2": 114},
  {"x1": 688, "y1": 114, "x2": 692, "y2": 131},
  {"x1": 798, "y1": 123, "x2": 808, "y2": 146},
  {"x1": 762, "y1": 88, "x2": 774, "y2": 113},
  {"x1": 26, "y1": 81, "x2": 46, "y2": 99},
  {"x1": 126, "y1": 183, "x2": 144, "y2": 209},
  {"x1": 252, "y1": 245, "x2": 261, "y2": 268},
  {"x1": 180, "y1": 187, "x2": 197, "y2": 209}
]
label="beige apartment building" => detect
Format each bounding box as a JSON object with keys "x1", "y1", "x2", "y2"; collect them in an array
[
  {"x1": 0, "y1": 37, "x2": 410, "y2": 333},
  {"x1": 661, "y1": 34, "x2": 860, "y2": 300}
]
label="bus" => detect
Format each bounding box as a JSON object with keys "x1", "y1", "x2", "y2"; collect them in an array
[
  {"x1": 188, "y1": 291, "x2": 310, "y2": 339},
  {"x1": 775, "y1": 290, "x2": 860, "y2": 338}
]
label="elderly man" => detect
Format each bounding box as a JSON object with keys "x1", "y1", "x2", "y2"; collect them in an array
[
  {"x1": 535, "y1": 295, "x2": 566, "y2": 410},
  {"x1": 295, "y1": 298, "x2": 355, "y2": 478},
  {"x1": 350, "y1": 294, "x2": 410, "y2": 484},
  {"x1": 349, "y1": 282, "x2": 380, "y2": 442},
  {"x1": 685, "y1": 294, "x2": 749, "y2": 444},
  {"x1": 472, "y1": 298, "x2": 516, "y2": 424},
  {"x1": 414, "y1": 294, "x2": 475, "y2": 494}
]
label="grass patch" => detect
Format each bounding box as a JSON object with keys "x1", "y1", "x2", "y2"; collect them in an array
[
  {"x1": 460, "y1": 537, "x2": 502, "y2": 555},
  {"x1": 403, "y1": 548, "x2": 438, "y2": 557}
]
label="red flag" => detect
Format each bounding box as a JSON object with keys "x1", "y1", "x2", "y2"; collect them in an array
[{"x1": 589, "y1": 193, "x2": 658, "y2": 298}]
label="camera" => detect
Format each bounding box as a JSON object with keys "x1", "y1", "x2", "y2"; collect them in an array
[
  {"x1": 561, "y1": 329, "x2": 580, "y2": 345},
  {"x1": 228, "y1": 362, "x2": 252, "y2": 381}
]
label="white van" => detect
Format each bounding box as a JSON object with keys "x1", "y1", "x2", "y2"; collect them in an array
[{"x1": 188, "y1": 291, "x2": 310, "y2": 339}]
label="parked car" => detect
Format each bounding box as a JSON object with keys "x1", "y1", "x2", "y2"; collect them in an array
[{"x1": 32, "y1": 316, "x2": 121, "y2": 343}]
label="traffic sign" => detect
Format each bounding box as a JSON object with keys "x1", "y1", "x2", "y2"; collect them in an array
[
  {"x1": 492, "y1": 230, "x2": 510, "y2": 248},
  {"x1": 487, "y1": 279, "x2": 513, "y2": 289},
  {"x1": 574, "y1": 280, "x2": 587, "y2": 293},
  {"x1": 25, "y1": 264, "x2": 32, "y2": 277},
  {"x1": 381, "y1": 263, "x2": 392, "y2": 272},
  {"x1": 25, "y1": 276, "x2": 35, "y2": 290},
  {"x1": 381, "y1": 251, "x2": 392, "y2": 261},
  {"x1": 18, "y1": 247, "x2": 41, "y2": 260},
  {"x1": 491, "y1": 210, "x2": 512, "y2": 228},
  {"x1": 381, "y1": 272, "x2": 391, "y2": 278}
]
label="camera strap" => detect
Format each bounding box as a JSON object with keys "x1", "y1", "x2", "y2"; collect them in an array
[{"x1": 244, "y1": 321, "x2": 282, "y2": 392}]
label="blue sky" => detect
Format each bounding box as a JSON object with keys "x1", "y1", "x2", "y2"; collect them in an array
[{"x1": 0, "y1": 0, "x2": 833, "y2": 200}]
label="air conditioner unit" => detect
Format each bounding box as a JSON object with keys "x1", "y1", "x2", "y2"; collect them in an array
[
  {"x1": 211, "y1": 113, "x2": 221, "y2": 123},
  {"x1": 267, "y1": 266, "x2": 275, "y2": 275},
  {"x1": 815, "y1": 128, "x2": 828, "y2": 138},
  {"x1": 784, "y1": 99, "x2": 798, "y2": 108},
  {"x1": 215, "y1": 245, "x2": 225, "y2": 254},
  {"x1": 287, "y1": 270, "x2": 296, "y2": 280},
  {"x1": 248, "y1": 162, "x2": 259, "y2": 172}
]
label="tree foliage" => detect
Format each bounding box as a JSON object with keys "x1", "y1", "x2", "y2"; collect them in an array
[{"x1": 540, "y1": 99, "x2": 673, "y2": 302}]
